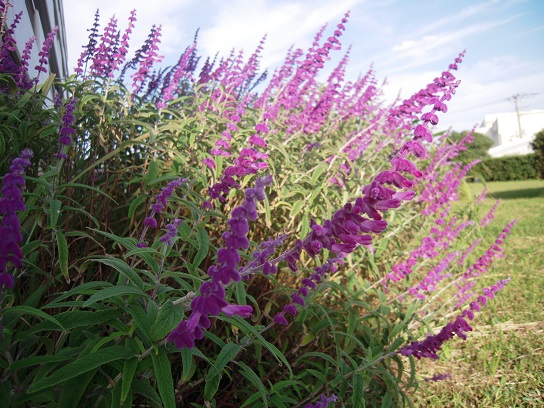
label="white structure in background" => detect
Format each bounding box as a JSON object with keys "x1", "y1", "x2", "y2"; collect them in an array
[
  {"x1": 476, "y1": 109, "x2": 544, "y2": 158},
  {"x1": 4, "y1": 0, "x2": 69, "y2": 82}
]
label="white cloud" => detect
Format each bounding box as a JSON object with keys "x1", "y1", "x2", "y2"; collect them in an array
[
  {"x1": 198, "y1": 0, "x2": 361, "y2": 69},
  {"x1": 385, "y1": 17, "x2": 519, "y2": 74}
]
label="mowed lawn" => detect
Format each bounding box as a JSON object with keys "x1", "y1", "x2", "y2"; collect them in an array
[{"x1": 412, "y1": 179, "x2": 544, "y2": 408}]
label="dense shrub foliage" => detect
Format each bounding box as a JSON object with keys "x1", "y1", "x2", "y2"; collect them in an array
[
  {"x1": 447, "y1": 130, "x2": 491, "y2": 164},
  {"x1": 531, "y1": 129, "x2": 544, "y2": 179},
  {"x1": 0, "y1": 2, "x2": 515, "y2": 407},
  {"x1": 475, "y1": 154, "x2": 538, "y2": 181}
]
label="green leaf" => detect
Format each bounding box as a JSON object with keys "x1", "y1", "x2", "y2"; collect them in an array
[
  {"x1": 9, "y1": 348, "x2": 81, "y2": 370},
  {"x1": 21, "y1": 239, "x2": 42, "y2": 256},
  {"x1": 150, "y1": 348, "x2": 176, "y2": 408},
  {"x1": 150, "y1": 301, "x2": 185, "y2": 341},
  {"x1": 146, "y1": 160, "x2": 159, "y2": 185},
  {"x1": 0, "y1": 129, "x2": 4, "y2": 157},
  {"x1": 311, "y1": 163, "x2": 328, "y2": 185},
  {"x1": 3, "y1": 305, "x2": 65, "y2": 331},
  {"x1": 82, "y1": 286, "x2": 148, "y2": 307},
  {"x1": 56, "y1": 231, "x2": 69, "y2": 280},
  {"x1": 27, "y1": 346, "x2": 134, "y2": 393},
  {"x1": 58, "y1": 182, "x2": 116, "y2": 202},
  {"x1": 126, "y1": 304, "x2": 152, "y2": 338},
  {"x1": 49, "y1": 198, "x2": 62, "y2": 228},
  {"x1": 38, "y1": 73, "x2": 56, "y2": 95},
  {"x1": 180, "y1": 347, "x2": 194, "y2": 383},
  {"x1": 306, "y1": 368, "x2": 327, "y2": 383},
  {"x1": 289, "y1": 200, "x2": 305, "y2": 218},
  {"x1": 121, "y1": 358, "x2": 139, "y2": 403},
  {"x1": 238, "y1": 361, "x2": 268, "y2": 408},
  {"x1": 128, "y1": 194, "x2": 148, "y2": 219},
  {"x1": 87, "y1": 257, "x2": 144, "y2": 290},
  {"x1": 132, "y1": 379, "x2": 162, "y2": 407},
  {"x1": 44, "y1": 281, "x2": 113, "y2": 306},
  {"x1": 220, "y1": 316, "x2": 291, "y2": 375},
  {"x1": 191, "y1": 226, "x2": 209, "y2": 271},
  {"x1": 57, "y1": 369, "x2": 97, "y2": 408},
  {"x1": 22, "y1": 285, "x2": 46, "y2": 308},
  {"x1": 389, "y1": 322, "x2": 406, "y2": 339},
  {"x1": 31, "y1": 310, "x2": 120, "y2": 333},
  {"x1": 300, "y1": 332, "x2": 316, "y2": 346},
  {"x1": 352, "y1": 373, "x2": 363, "y2": 407},
  {"x1": 204, "y1": 342, "x2": 241, "y2": 401}
]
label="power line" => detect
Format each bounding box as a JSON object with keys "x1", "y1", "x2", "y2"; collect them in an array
[{"x1": 451, "y1": 91, "x2": 542, "y2": 114}]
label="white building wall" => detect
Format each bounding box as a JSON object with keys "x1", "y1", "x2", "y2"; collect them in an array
[
  {"x1": 476, "y1": 110, "x2": 544, "y2": 158},
  {"x1": 4, "y1": 0, "x2": 69, "y2": 82}
]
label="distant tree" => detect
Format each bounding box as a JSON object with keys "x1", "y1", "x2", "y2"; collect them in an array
[
  {"x1": 447, "y1": 130, "x2": 493, "y2": 164},
  {"x1": 531, "y1": 128, "x2": 544, "y2": 179}
]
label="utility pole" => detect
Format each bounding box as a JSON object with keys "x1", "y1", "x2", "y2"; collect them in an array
[{"x1": 508, "y1": 93, "x2": 537, "y2": 138}]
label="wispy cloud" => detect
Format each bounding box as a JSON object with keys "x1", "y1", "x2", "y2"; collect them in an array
[
  {"x1": 416, "y1": 0, "x2": 501, "y2": 37},
  {"x1": 199, "y1": 0, "x2": 361, "y2": 68}
]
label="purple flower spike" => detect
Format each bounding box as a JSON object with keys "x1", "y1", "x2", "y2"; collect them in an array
[
  {"x1": 57, "y1": 98, "x2": 78, "y2": 154},
  {"x1": 144, "y1": 177, "x2": 187, "y2": 230},
  {"x1": 34, "y1": 26, "x2": 58, "y2": 78},
  {"x1": 305, "y1": 394, "x2": 338, "y2": 408},
  {"x1": 159, "y1": 219, "x2": 182, "y2": 245},
  {"x1": 400, "y1": 277, "x2": 510, "y2": 361},
  {"x1": 0, "y1": 149, "x2": 33, "y2": 288},
  {"x1": 168, "y1": 176, "x2": 272, "y2": 348},
  {"x1": 400, "y1": 316, "x2": 473, "y2": 360}
]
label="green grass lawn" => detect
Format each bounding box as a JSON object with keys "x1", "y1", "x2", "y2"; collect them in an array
[{"x1": 412, "y1": 179, "x2": 544, "y2": 408}]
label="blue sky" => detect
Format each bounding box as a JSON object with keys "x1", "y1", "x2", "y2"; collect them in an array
[{"x1": 63, "y1": 0, "x2": 544, "y2": 131}]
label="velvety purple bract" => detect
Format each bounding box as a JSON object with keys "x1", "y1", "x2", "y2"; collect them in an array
[{"x1": 0, "y1": 149, "x2": 33, "y2": 288}]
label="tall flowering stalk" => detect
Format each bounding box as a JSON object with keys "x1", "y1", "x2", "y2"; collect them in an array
[
  {"x1": 454, "y1": 220, "x2": 516, "y2": 307},
  {"x1": 89, "y1": 16, "x2": 119, "y2": 77},
  {"x1": 130, "y1": 25, "x2": 163, "y2": 94},
  {"x1": 168, "y1": 176, "x2": 272, "y2": 348},
  {"x1": 0, "y1": 8, "x2": 22, "y2": 78},
  {"x1": 400, "y1": 278, "x2": 510, "y2": 360},
  {"x1": 139, "y1": 177, "x2": 187, "y2": 246},
  {"x1": 75, "y1": 9, "x2": 100, "y2": 76},
  {"x1": 56, "y1": 97, "x2": 78, "y2": 161},
  {"x1": 34, "y1": 26, "x2": 58, "y2": 82},
  {"x1": 15, "y1": 36, "x2": 36, "y2": 89},
  {"x1": 157, "y1": 44, "x2": 196, "y2": 108},
  {"x1": 107, "y1": 9, "x2": 137, "y2": 77},
  {"x1": 0, "y1": 149, "x2": 33, "y2": 288},
  {"x1": 479, "y1": 199, "x2": 500, "y2": 227}
]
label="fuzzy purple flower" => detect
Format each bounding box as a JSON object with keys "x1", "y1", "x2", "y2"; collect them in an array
[
  {"x1": 401, "y1": 278, "x2": 510, "y2": 360},
  {"x1": 400, "y1": 316, "x2": 473, "y2": 360},
  {"x1": 144, "y1": 177, "x2": 187, "y2": 229},
  {"x1": 34, "y1": 26, "x2": 58, "y2": 79},
  {"x1": 15, "y1": 36, "x2": 36, "y2": 89},
  {"x1": 56, "y1": 97, "x2": 78, "y2": 159},
  {"x1": 131, "y1": 25, "x2": 164, "y2": 94},
  {"x1": 168, "y1": 176, "x2": 272, "y2": 348},
  {"x1": 0, "y1": 149, "x2": 33, "y2": 288},
  {"x1": 305, "y1": 394, "x2": 338, "y2": 408},
  {"x1": 424, "y1": 373, "x2": 451, "y2": 382},
  {"x1": 479, "y1": 199, "x2": 500, "y2": 227},
  {"x1": 159, "y1": 219, "x2": 182, "y2": 245}
]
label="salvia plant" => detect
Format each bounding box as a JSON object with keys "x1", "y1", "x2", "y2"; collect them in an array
[{"x1": 0, "y1": 1, "x2": 515, "y2": 407}]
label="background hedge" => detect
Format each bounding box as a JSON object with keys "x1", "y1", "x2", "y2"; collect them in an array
[{"x1": 474, "y1": 154, "x2": 538, "y2": 181}]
